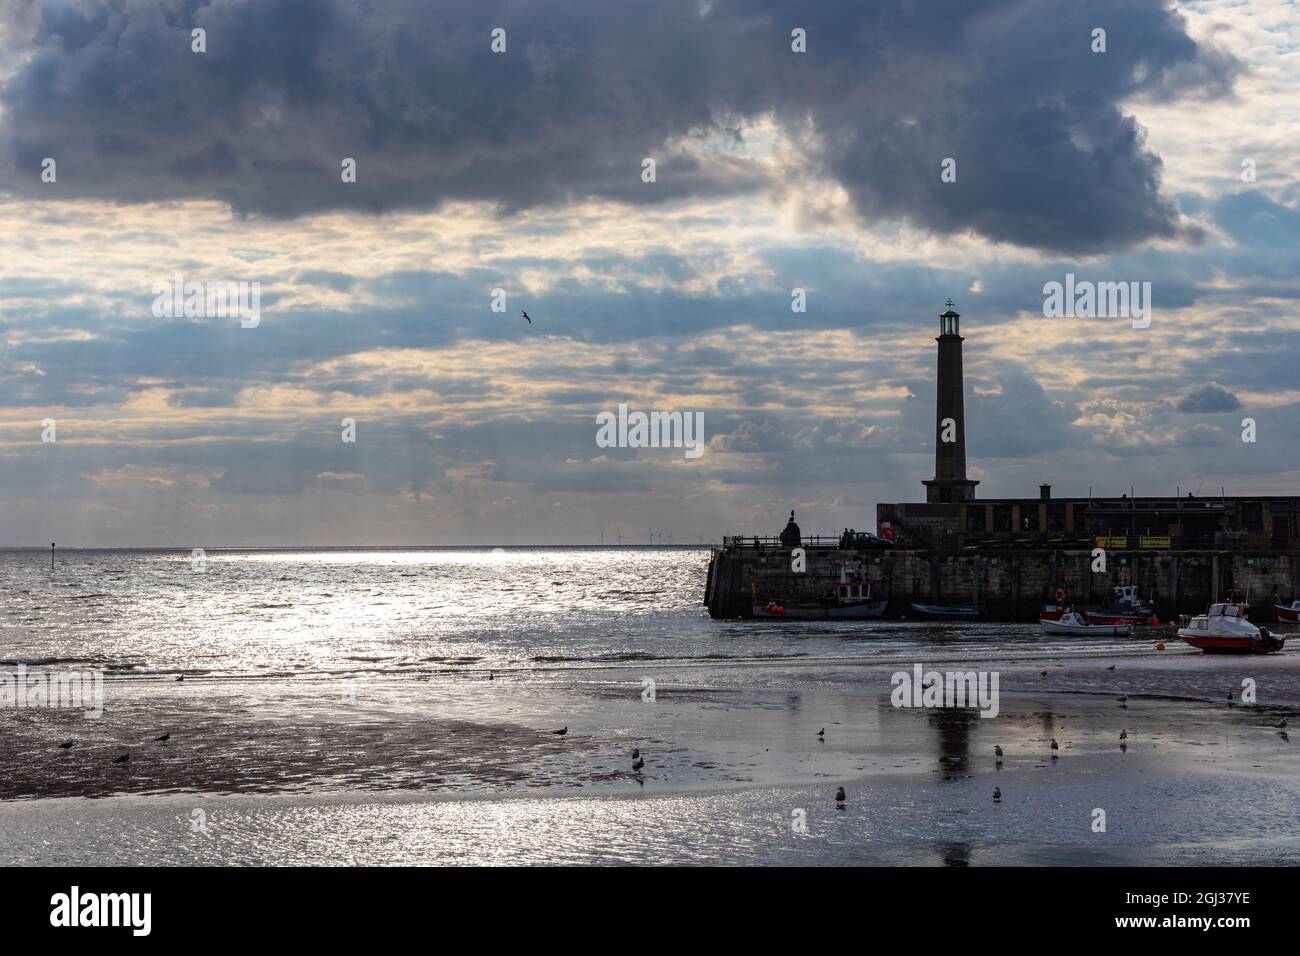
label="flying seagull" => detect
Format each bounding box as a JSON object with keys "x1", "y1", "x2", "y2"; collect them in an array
[{"x1": 521, "y1": 310, "x2": 531, "y2": 324}]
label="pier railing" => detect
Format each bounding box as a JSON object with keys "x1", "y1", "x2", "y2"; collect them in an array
[{"x1": 720, "y1": 532, "x2": 1289, "y2": 552}]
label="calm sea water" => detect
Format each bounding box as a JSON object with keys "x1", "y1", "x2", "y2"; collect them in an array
[{"x1": 1, "y1": 547, "x2": 1139, "y2": 679}]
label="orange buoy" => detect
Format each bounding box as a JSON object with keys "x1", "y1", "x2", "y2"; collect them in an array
[
  {"x1": 1156, "y1": 642, "x2": 1166, "y2": 650},
  {"x1": 1054, "y1": 587, "x2": 1067, "y2": 603}
]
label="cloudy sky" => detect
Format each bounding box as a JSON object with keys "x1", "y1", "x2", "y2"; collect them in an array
[{"x1": 1, "y1": 0, "x2": 1298, "y2": 546}]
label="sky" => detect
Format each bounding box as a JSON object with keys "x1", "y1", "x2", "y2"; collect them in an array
[{"x1": 1, "y1": 0, "x2": 1298, "y2": 546}]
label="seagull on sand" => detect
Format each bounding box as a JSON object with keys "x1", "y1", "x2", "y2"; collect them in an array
[
  {"x1": 1040, "y1": 670, "x2": 1048, "y2": 678},
  {"x1": 834, "y1": 786, "x2": 846, "y2": 807},
  {"x1": 521, "y1": 310, "x2": 532, "y2": 324},
  {"x1": 632, "y1": 754, "x2": 645, "y2": 772},
  {"x1": 551, "y1": 726, "x2": 567, "y2": 736},
  {"x1": 1050, "y1": 738, "x2": 1060, "y2": 759},
  {"x1": 175, "y1": 674, "x2": 184, "y2": 683},
  {"x1": 155, "y1": 733, "x2": 170, "y2": 742},
  {"x1": 1120, "y1": 728, "x2": 1128, "y2": 740},
  {"x1": 58, "y1": 740, "x2": 74, "y2": 749},
  {"x1": 992, "y1": 787, "x2": 1002, "y2": 803},
  {"x1": 1106, "y1": 665, "x2": 1116, "y2": 671},
  {"x1": 994, "y1": 745, "x2": 1003, "y2": 765},
  {"x1": 113, "y1": 753, "x2": 130, "y2": 764}
]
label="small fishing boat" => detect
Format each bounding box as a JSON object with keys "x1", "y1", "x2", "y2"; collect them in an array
[
  {"x1": 1178, "y1": 603, "x2": 1286, "y2": 654},
  {"x1": 1083, "y1": 585, "x2": 1157, "y2": 626},
  {"x1": 752, "y1": 580, "x2": 887, "y2": 620},
  {"x1": 1040, "y1": 609, "x2": 1132, "y2": 637},
  {"x1": 1274, "y1": 600, "x2": 1300, "y2": 624},
  {"x1": 908, "y1": 603, "x2": 980, "y2": 621}
]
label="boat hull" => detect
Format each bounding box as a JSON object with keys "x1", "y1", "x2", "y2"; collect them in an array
[
  {"x1": 752, "y1": 600, "x2": 887, "y2": 620},
  {"x1": 1178, "y1": 631, "x2": 1286, "y2": 654},
  {"x1": 1084, "y1": 610, "x2": 1156, "y2": 626},
  {"x1": 1040, "y1": 618, "x2": 1132, "y2": 637},
  {"x1": 1275, "y1": 604, "x2": 1300, "y2": 623},
  {"x1": 909, "y1": 604, "x2": 980, "y2": 621}
]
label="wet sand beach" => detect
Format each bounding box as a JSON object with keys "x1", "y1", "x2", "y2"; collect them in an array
[{"x1": 3, "y1": 646, "x2": 1298, "y2": 865}]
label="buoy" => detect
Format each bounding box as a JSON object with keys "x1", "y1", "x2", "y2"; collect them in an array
[
  {"x1": 1054, "y1": 587, "x2": 1066, "y2": 603},
  {"x1": 1155, "y1": 642, "x2": 1165, "y2": 650}
]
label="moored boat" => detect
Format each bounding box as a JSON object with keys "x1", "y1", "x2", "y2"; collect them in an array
[
  {"x1": 909, "y1": 603, "x2": 980, "y2": 621},
  {"x1": 1083, "y1": 584, "x2": 1158, "y2": 626},
  {"x1": 1274, "y1": 600, "x2": 1300, "y2": 624},
  {"x1": 1178, "y1": 603, "x2": 1286, "y2": 654},
  {"x1": 1040, "y1": 610, "x2": 1132, "y2": 637},
  {"x1": 752, "y1": 579, "x2": 887, "y2": 620}
]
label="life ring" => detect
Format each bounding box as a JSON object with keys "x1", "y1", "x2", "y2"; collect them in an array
[
  {"x1": 881, "y1": 527, "x2": 895, "y2": 541},
  {"x1": 1054, "y1": 587, "x2": 1067, "y2": 603}
]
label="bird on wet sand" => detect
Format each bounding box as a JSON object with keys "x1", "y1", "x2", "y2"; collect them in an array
[
  {"x1": 1050, "y1": 738, "x2": 1060, "y2": 759},
  {"x1": 1040, "y1": 670, "x2": 1048, "y2": 678},
  {"x1": 992, "y1": 787, "x2": 1002, "y2": 803},
  {"x1": 1120, "y1": 729, "x2": 1128, "y2": 740},
  {"x1": 994, "y1": 745, "x2": 1003, "y2": 766},
  {"x1": 1275, "y1": 718, "x2": 1288, "y2": 729},
  {"x1": 58, "y1": 740, "x2": 74, "y2": 749},
  {"x1": 551, "y1": 726, "x2": 567, "y2": 736},
  {"x1": 155, "y1": 733, "x2": 170, "y2": 742},
  {"x1": 175, "y1": 674, "x2": 184, "y2": 683},
  {"x1": 1118, "y1": 695, "x2": 1128, "y2": 703},
  {"x1": 521, "y1": 310, "x2": 532, "y2": 324},
  {"x1": 113, "y1": 753, "x2": 129, "y2": 764},
  {"x1": 632, "y1": 754, "x2": 645, "y2": 772},
  {"x1": 1106, "y1": 665, "x2": 1116, "y2": 671},
  {"x1": 488, "y1": 671, "x2": 495, "y2": 681},
  {"x1": 817, "y1": 728, "x2": 825, "y2": 739},
  {"x1": 834, "y1": 786, "x2": 846, "y2": 808}
]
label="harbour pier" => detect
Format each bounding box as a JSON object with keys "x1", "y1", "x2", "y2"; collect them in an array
[{"x1": 704, "y1": 301, "x2": 1300, "y2": 622}]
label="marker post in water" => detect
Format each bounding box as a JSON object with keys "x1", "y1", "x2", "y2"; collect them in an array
[{"x1": 50, "y1": 542, "x2": 55, "y2": 570}]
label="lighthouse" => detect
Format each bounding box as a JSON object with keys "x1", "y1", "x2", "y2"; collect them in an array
[{"x1": 922, "y1": 299, "x2": 978, "y2": 504}]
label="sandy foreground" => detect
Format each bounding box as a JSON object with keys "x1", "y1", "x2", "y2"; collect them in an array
[{"x1": 1, "y1": 645, "x2": 1298, "y2": 864}]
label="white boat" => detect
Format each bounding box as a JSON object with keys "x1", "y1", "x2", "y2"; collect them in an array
[
  {"x1": 1039, "y1": 609, "x2": 1132, "y2": 637},
  {"x1": 1178, "y1": 603, "x2": 1285, "y2": 654}
]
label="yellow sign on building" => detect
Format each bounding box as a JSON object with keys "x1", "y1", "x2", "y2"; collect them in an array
[
  {"x1": 1095, "y1": 536, "x2": 1128, "y2": 549},
  {"x1": 1140, "y1": 535, "x2": 1172, "y2": 549}
]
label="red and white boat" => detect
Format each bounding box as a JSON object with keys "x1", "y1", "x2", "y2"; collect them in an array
[
  {"x1": 1274, "y1": 600, "x2": 1300, "y2": 623},
  {"x1": 1178, "y1": 603, "x2": 1286, "y2": 655}
]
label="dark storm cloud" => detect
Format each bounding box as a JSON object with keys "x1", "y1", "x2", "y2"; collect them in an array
[
  {"x1": 0, "y1": 0, "x2": 1236, "y2": 253},
  {"x1": 1177, "y1": 383, "x2": 1241, "y2": 414}
]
